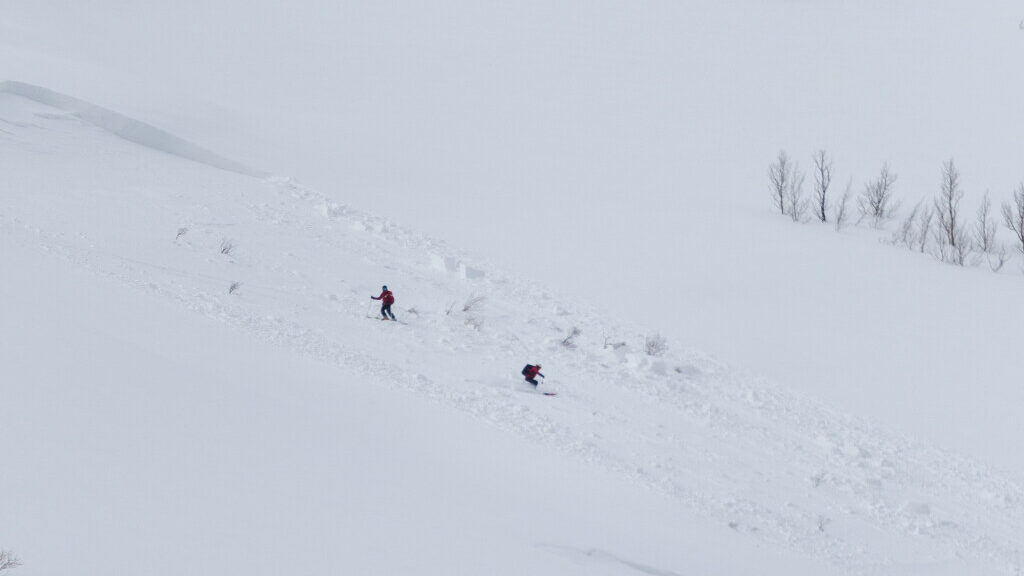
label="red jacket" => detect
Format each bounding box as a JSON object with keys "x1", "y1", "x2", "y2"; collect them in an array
[
  {"x1": 524, "y1": 365, "x2": 542, "y2": 379},
  {"x1": 373, "y1": 290, "x2": 395, "y2": 305}
]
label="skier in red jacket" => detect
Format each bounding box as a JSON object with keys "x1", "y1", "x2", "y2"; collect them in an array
[
  {"x1": 521, "y1": 363, "x2": 544, "y2": 387},
  {"x1": 371, "y1": 285, "x2": 396, "y2": 320}
]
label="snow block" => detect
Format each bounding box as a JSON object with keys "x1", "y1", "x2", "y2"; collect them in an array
[
  {"x1": 429, "y1": 253, "x2": 484, "y2": 280},
  {"x1": 320, "y1": 201, "x2": 346, "y2": 219},
  {"x1": 430, "y1": 254, "x2": 460, "y2": 274},
  {"x1": 458, "y1": 263, "x2": 485, "y2": 280}
]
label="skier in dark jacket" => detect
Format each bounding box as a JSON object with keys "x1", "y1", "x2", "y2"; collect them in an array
[
  {"x1": 371, "y1": 285, "x2": 396, "y2": 320},
  {"x1": 522, "y1": 363, "x2": 544, "y2": 387}
]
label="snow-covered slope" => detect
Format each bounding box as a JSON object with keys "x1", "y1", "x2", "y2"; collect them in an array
[
  {"x1": 3, "y1": 86, "x2": 1022, "y2": 575},
  {"x1": 6, "y1": 226, "x2": 826, "y2": 576},
  {"x1": 4, "y1": 1, "x2": 1023, "y2": 470}
]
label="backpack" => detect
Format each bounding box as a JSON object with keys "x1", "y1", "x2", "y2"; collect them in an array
[{"x1": 521, "y1": 364, "x2": 533, "y2": 376}]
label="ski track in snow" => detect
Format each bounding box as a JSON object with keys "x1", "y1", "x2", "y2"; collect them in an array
[
  {"x1": 538, "y1": 545, "x2": 685, "y2": 576},
  {"x1": 3, "y1": 88, "x2": 1023, "y2": 575}
]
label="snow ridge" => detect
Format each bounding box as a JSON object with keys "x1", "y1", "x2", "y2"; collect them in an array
[{"x1": 0, "y1": 80, "x2": 266, "y2": 178}]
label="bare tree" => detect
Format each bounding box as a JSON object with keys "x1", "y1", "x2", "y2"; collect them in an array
[
  {"x1": 768, "y1": 150, "x2": 793, "y2": 215},
  {"x1": 973, "y1": 192, "x2": 998, "y2": 254},
  {"x1": 0, "y1": 551, "x2": 21, "y2": 572},
  {"x1": 933, "y1": 159, "x2": 972, "y2": 265},
  {"x1": 916, "y1": 203, "x2": 934, "y2": 253},
  {"x1": 858, "y1": 163, "x2": 900, "y2": 227},
  {"x1": 833, "y1": 179, "x2": 853, "y2": 231},
  {"x1": 988, "y1": 243, "x2": 1008, "y2": 272},
  {"x1": 892, "y1": 199, "x2": 922, "y2": 249},
  {"x1": 785, "y1": 167, "x2": 808, "y2": 222},
  {"x1": 1002, "y1": 182, "x2": 1024, "y2": 255},
  {"x1": 812, "y1": 149, "x2": 833, "y2": 222}
]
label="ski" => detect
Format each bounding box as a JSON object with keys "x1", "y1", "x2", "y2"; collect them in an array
[
  {"x1": 517, "y1": 387, "x2": 557, "y2": 397},
  {"x1": 368, "y1": 316, "x2": 406, "y2": 325}
]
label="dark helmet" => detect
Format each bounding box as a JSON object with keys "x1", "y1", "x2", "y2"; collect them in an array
[{"x1": 382, "y1": 285, "x2": 388, "y2": 290}]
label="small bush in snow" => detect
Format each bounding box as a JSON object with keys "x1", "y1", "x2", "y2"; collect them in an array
[
  {"x1": 0, "y1": 551, "x2": 21, "y2": 573},
  {"x1": 220, "y1": 239, "x2": 235, "y2": 256},
  {"x1": 175, "y1": 226, "x2": 189, "y2": 240},
  {"x1": 462, "y1": 294, "x2": 485, "y2": 313},
  {"x1": 816, "y1": 515, "x2": 830, "y2": 533},
  {"x1": 228, "y1": 281, "x2": 242, "y2": 295},
  {"x1": 561, "y1": 326, "x2": 581, "y2": 349},
  {"x1": 645, "y1": 333, "x2": 668, "y2": 357},
  {"x1": 603, "y1": 336, "x2": 627, "y2": 350}
]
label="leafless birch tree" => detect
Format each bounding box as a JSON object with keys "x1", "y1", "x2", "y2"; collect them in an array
[
  {"x1": 916, "y1": 203, "x2": 934, "y2": 253},
  {"x1": 833, "y1": 179, "x2": 853, "y2": 231},
  {"x1": 858, "y1": 163, "x2": 899, "y2": 227},
  {"x1": 812, "y1": 149, "x2": 833, "y2": 222},
  {"x1": 768, "y1": 150, "x2": 793, "y2": 215},
  {"x1": 892, "y1": 199, "x2": 922, "y2": 249},
  {"x1": 973, "y1": 192, "x2": 998, "y2": 254},
  {"x1": 1002, "y1": 182, "x2": 1024, "y2": 255},
  {"x1": 933, "y1": 159, "x2": 972, "y2": 265},
  {"x1": 785, "y1": 168, "x2": 808, "y2": 222},
  {"x1": 987, "y1": 243, "x2": 1009, "y2": 272}
]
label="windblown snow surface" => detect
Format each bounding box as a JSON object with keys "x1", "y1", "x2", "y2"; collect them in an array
[{"x1": 2, "y1": 84, "x2": 1023, "y2": 576}]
